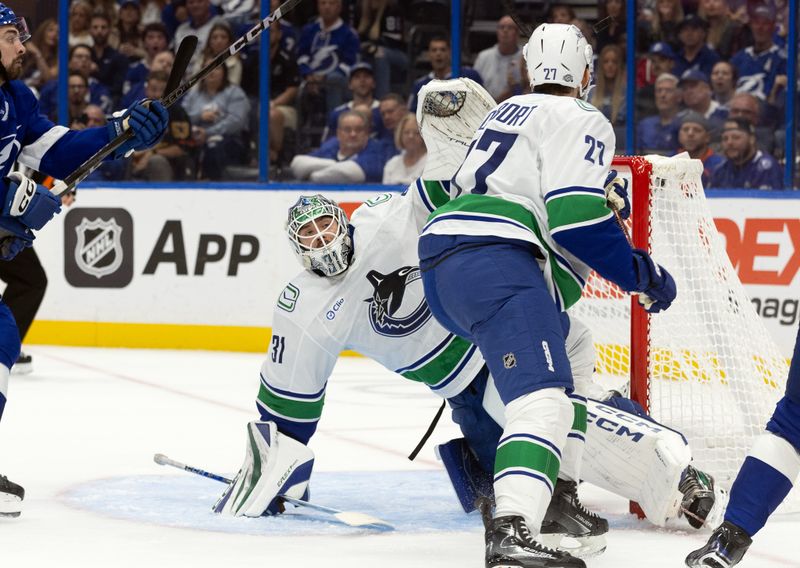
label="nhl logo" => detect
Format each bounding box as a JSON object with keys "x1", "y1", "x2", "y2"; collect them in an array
[
  {"x1": 74, "y1": 217, "x2": 124, "y2": 278},
  {"x1": 503, "y1": 353, "x2": 517, "y2": 369}
]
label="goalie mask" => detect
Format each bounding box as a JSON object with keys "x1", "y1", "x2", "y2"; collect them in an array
[
  {"x1": 416, "y1": 77, "x2": 496, "y2": 180},
  {"x1": 286, "y1": 195, "x2": 352, "y2": 277},
  {"x1": 523, "y1": 23, "x2": 593, "y2": 98}
]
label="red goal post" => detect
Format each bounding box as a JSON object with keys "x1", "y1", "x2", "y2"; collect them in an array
[{"x1": 573, "y1": 154, "x2": 791, "y2": 507}]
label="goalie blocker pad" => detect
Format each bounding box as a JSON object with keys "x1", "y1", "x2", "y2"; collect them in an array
[
  {"x1": 582, "y1": 398, "x2": 690, "y2": 525},
  {"x1": 214, "y1": 420, "x2": 314, "y2": 517}
]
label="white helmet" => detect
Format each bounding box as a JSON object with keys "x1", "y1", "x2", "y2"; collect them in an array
[
  {"x1": 286, "y1": 195, "x2": 352, "y2": 277},
  {"x1": 523, "y1": 23, "x2": 593, "y2": 98}
]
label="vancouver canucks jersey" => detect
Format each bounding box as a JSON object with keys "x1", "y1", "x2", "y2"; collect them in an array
[
  {"x1": 420, "y1": 94, "x2": 637, "y2": 311},
  {"x1": 259, "y1": 180, "x2": 485, "y2": 444}
]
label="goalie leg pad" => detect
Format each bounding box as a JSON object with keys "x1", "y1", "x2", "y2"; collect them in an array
[
  {"x1": 582, "y1": 398, "x2": 691, "y2": 525},
  {"x1": 436, "y1": 437, "x2": 494, "y2": 513},
  {"x1": 214, "y1": 421, "x2": 314, "y2": 517}
]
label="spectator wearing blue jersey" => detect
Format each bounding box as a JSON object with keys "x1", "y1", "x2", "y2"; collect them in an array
[
  {"x1": 122, "y1": 23, "x2": 170, "y2": 98},
  {"x1": 730, "y1": 4, "x2": 787, "y2": 102},
  {"x1": 322, "y1": 62, "x2": 383, "y2": 141},
  {"x1": 290, "y1": 110, "x2": 384, "y2": 182},
  {"x1": 710, "y1": 118, "x2": 782, "y2": 189},
  {"x1": 119, "y1": 49, "x2": 174, "y2": 110},
  {"x1": 676, "y1": 112, "x2": 723, "y2": 186},
  {"x1": 298, "y1": 0, "x2": 360, "y2": 114},
  {"x1": 39, "y1": 44, "x2": 113, "y2": 119},
  {"x1": 674, "y1": 14, "x2": 721, "y2": 78},
  {"x1": 679, "y1": 69, "x2": 728, "y2": 137},
  {"x1": 408, "y1": 36, "x2": 483, "y2": 111},
  {"x1": 636, "y1": 73, "x2": 682, "y2": 154}
]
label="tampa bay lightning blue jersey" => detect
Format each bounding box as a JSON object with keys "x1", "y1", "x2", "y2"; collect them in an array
[
  {"x1": 297, "y1": 18, "x2": 359, "y2": 78},
  {"x1": 310, "y1": 137, "x2": 386, "y2": 182},
  {"x1": 0, "y1": 80, "x2": 111, "y2": 204},
  {"x1": 730, "y1": 45, "x2": 787, "y2": 100}
]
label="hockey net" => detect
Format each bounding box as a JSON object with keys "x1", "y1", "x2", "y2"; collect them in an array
[{"x1": 571, "y1": 154, "x2": 791, "y2": 499}]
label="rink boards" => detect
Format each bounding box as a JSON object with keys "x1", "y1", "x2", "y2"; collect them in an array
[{"x1": 17, "y1": 185, "x2": 800, "y2": 358}]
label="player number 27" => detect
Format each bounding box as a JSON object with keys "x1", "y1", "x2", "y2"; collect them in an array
[
  {"x1": 467, "y1": 129, "x2": 519, "y2": 195},
  {"x1": 583, "y1": 134, "x2": 605, "y2": 166},
  {"x1": 271, "y1": 334, "x2": 286, "y2": 364}
]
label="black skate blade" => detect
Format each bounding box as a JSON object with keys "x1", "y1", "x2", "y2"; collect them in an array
[{"x1": 538, "y1": 533, "x2": 607, "y2": 559}]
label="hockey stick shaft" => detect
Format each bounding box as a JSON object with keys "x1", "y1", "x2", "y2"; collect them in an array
[
  {"x1": 152, "y1": 453, "x2": 394, "y2": 530},
  {"x1": 59, "y1": 0, "x2": 304, "y2": 195},
  {"x1": 58, "y1": 34, "x2": 198, "y2": 195},
  {"x1": 154, "y1": 453, "x2": 232, "y2": 483}
]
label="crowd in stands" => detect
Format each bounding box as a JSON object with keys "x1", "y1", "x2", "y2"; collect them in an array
[{"x1": 19, "y1": 0, "x2": 796, "y2": 188}]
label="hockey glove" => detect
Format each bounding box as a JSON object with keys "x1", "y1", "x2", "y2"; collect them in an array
[
  {"x1": 2, "y1": 172, "x2": 62, "y2": 231},
  {"x1": 108, "y1": 99, "x2": 169, "y2": 158},
  {"x1": 213, "y1": 421, "x2": 314, "y2": 517},
  {"x1": 604, "y1": 169, "x2": 630, "y2": 220},
  {"x1": 632, "y1": 249, "x2": 676, "y2": 314},
  {"x1": 0, "y1": 216, "x2": 34, "y2": 260}
]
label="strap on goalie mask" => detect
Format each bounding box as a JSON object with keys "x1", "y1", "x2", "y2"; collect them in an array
[
  {"x1": 286, "y1": 195, "x2": 352, "y2": 277},
  {"x1": 416, "y1": 77, "x2": 496, "y2": 181}
]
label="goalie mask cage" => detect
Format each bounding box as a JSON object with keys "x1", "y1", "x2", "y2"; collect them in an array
[{"x1": 571, "y1": 155, "x2": 792, "y2": 510}]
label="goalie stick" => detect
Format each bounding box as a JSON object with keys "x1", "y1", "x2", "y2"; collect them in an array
[
  {"x1": 56, "y1": 0, "x2": 305, "y2": 196},
  {"x1": 152, "y1": 453, "x2": 394, "y2": 531}
]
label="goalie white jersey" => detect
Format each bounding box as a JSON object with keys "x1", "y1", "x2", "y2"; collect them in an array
[
  {"x1": 421, "y1": 94, "x2": 624, "y2": 310},
  {"x1": 259, "y1": 183, "x2": 485, "y2": 442}
]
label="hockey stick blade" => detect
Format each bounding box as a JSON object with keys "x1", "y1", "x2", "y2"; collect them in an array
[
  {"x1": 59, "y1": 0, "x2": 305, "y2": 196},
  {"x1": 165, "y1": 35, "x2": 198, "y2": 96},
  {"x1": 153, "y1": 453, "x2": 394, "y2": 530}
]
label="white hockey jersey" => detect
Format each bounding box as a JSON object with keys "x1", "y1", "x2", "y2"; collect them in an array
[
  {"x1": 420, "y1": 94, "x2": 637, "y2": 310},
  {"x1": 258, "y1": 181, "x2": 486, "y2": 443}
]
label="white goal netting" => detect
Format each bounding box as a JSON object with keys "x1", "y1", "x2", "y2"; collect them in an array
[{"x1": 573, "y1": 154, "x2": 790, "y2": 495}]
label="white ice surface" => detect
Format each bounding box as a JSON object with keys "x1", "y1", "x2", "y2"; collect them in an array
[{"x1": 1, "y1": 346, "x2": 799, "y2": 567}]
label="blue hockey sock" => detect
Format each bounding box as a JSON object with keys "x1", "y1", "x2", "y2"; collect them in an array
[{"x1": 725, "y1": 432, "x2": 799, "y2": 536}]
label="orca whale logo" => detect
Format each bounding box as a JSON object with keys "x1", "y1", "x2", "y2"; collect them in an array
[{"x1": 364, "y1": 266, "x2": 432, "y2": 337}]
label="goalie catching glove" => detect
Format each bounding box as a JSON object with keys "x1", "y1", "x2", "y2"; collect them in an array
[
  {"x1": 108, "y1": 99, "x2": 169, "y2": 159},
  {"x1": 213, "y1": 421, "x2": 314, "y2": 517}
]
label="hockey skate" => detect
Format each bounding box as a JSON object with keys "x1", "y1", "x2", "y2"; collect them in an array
[
  {"x1": 478, "y1": 498, "x2": 586, "y2": 568},
  {"x1": 685, "y1": 521, "x2": 752, "y2": 568},
  {"x1": 436, "y1": 438, "x2": 494, "y2": 513},
  {"x1": 539, "y1": 479, "x2": 608, "y2": 558},
  {"x1": 11, "y1": 352, "x2": 32, "y2": 375},
  {"x1": 0, "y1": 475, "x2": 24, "y2": 518},
  {"x1": 679, "y1": 465, "x2": 727, "y2": 529}
]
